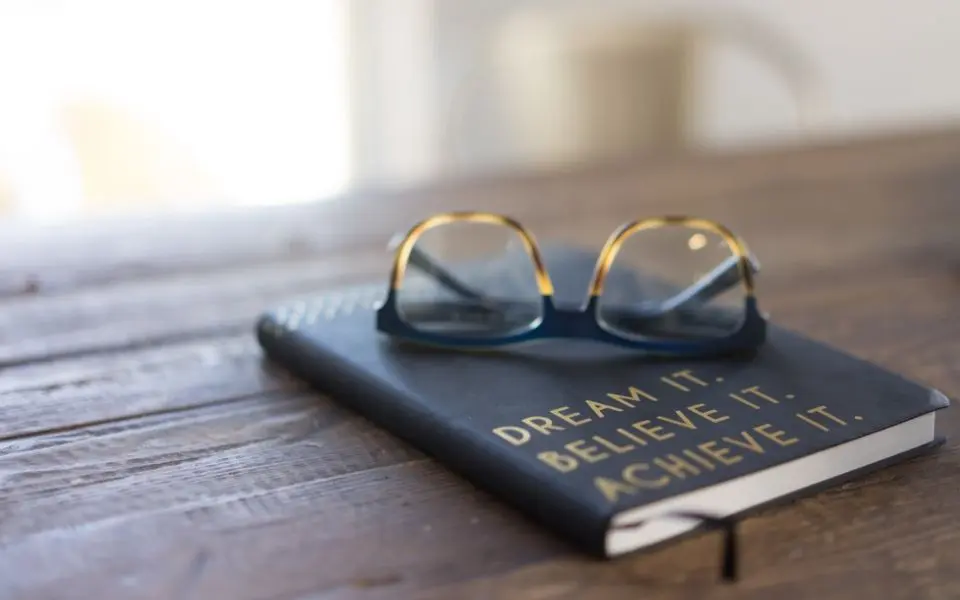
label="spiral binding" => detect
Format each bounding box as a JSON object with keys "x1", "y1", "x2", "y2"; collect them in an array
[{"x1": 261, "y1": 283, "x2": 386, "y2": 339}]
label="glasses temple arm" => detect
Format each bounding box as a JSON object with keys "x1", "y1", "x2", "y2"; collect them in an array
[
  {"x1": 655, "y1": 254, "x2": 760, "y2": 313},
  {"x1": 391, "y1": 237, "x2": 488, "y2": 302},
  {"x1": 394, "y1": 241, "x2": 533, "y2": 316}
]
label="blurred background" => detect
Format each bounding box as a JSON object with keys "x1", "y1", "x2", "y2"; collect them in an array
[{"x1": 1, "y1": 0, "x2": 957, "y2": 223}]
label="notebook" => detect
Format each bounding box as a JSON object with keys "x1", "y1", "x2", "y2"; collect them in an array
[{"x1": 255, "y1": 247, "x2": 949, "y2": 557}]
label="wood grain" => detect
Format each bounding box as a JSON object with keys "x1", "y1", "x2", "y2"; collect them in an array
[
  {"x1": 0, "y1": 126, "x2": 957, "y2": 299},
  {"x1": 1, "y1": 128, "x2": 959, "y2": 600}
]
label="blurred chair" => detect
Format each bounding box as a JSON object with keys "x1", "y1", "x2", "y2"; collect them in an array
[
  {"x1": 496, "y1": 17, "x2": 693, "y2": 165},
  {"x1": 447, "y1": 8, "x2": 823, "y2": 171}
]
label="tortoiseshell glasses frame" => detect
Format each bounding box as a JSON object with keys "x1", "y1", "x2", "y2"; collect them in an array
[{"x1": 376, "y1": 211, "x2": 766, "y2": 357}]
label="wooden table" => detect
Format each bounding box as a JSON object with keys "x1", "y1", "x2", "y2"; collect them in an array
[{"x1": 2, "y1": 128, "x2": 959, "y2": 600}]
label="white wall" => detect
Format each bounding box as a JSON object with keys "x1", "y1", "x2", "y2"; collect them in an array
[
  {"x1": 430, "y1": 0, "x2": 960, "y2": 174},
  {"x1": 694, "y1": 0, "x2": 960, "y2": 145}
]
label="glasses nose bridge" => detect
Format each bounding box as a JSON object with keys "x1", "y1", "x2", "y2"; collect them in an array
[{"x1": 543, "y1": 300, "x2": 597, "y2": 337}]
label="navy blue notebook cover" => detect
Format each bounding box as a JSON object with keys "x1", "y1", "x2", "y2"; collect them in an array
[{"x1": 255, "y1": 248, "x2": 949, "y2": 556}]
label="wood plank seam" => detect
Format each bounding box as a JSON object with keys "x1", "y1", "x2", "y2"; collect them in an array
[{"x1": 0, "y1": 388, "x2": 304, "y2": 446}]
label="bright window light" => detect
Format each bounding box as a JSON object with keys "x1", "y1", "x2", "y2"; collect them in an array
[{"x1": 0, "y1": 0, "x2": 350, "y2": 221}]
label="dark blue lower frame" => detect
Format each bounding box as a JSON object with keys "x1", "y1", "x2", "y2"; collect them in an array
[{"x1": 376, "y1": 292, "x2": 767, "y2": 357}]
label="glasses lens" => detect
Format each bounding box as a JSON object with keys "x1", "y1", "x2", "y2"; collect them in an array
[
  {"x1": 396, "y1": 221, "x2": 543, "y2": 338},
  {"x1": 597, "y1": 225, "x2": 748, "y2": 341}
]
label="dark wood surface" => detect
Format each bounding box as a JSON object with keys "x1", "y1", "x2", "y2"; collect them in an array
[{"x1": 2, "y1": 128, "x2": 959, "y2": 600}]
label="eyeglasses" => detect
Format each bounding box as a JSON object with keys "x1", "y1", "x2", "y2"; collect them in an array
[{"x1": 376, "y1": 212, "x2": 765, "y2": 357}]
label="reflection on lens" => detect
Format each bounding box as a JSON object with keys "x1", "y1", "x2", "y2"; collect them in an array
[
  {"x1": 396, "y1": 221, "x2": 543, "y2": 338},
  {"x1": 597, "y1": 225, "x2": 747, "y2": 341}
]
